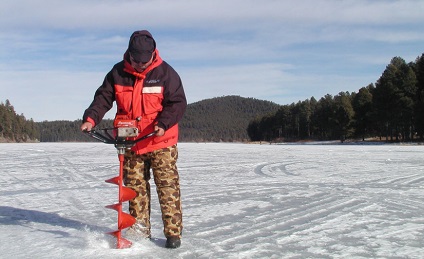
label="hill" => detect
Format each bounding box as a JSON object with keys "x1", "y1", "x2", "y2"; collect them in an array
[
  {"x1": 179, "y1": 95, "x2": 281, "y2": 142},
  {"x1": 1, "y1": 96, "x2": 280, "y2": 142}
]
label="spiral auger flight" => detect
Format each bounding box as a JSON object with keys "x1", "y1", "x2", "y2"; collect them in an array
[{"x1": 85, "y1": 127, "x2": 156, "y2": 248}]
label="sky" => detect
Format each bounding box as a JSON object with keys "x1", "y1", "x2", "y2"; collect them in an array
[{"x1": 1, "y1": 0, "x2": 424, "y2": 122}]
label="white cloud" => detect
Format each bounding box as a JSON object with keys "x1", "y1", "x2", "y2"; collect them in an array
[
  {"x1": 180, "y1": 63, "x2": 293, "y2": 102},
  {"x1": 0, "y1": 70, "x2": 106, "y2": 121},
  {"x1": 2, "y1": 0, "x2": 423, "y2": 31},
  {"x1": 179, "y1": 61, "x2": 377, "y2": 106},
  {"x1": 1, "y1": 0, "x2": 423, "y2": 121}
]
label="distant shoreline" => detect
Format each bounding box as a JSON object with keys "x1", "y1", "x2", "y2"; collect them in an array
[{"x1": 1, "y1": 139, "x2": 423, "y2": 146}]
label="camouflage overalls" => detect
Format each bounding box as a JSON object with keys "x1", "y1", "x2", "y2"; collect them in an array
[{"x1": 123, "y1": 144, "x2": 183, "y2": 238}]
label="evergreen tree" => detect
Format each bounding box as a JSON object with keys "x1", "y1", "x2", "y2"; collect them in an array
[
  {"x1": 373, "y1": 57, "x2": 417, "y2": 141},
  {"x1": 334, "y1": 92, "x2": 355, "y2": 141},
  {"x1": 413, "y1": 54, "x2": 424, "y2": 139},
  {"x1": 353, "y1": 85, "x2": 374, "y2": 140},
  {"x1": 0, "y1": 99, "x2": 39, "y2": 142},
  {"x1": 311, "y1": 94, "x2": 336, "y2": 140}
]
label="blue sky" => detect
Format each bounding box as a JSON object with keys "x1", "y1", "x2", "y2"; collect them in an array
[{"x1": 1, "y1": 0, "x2": 423, "y2": 121}]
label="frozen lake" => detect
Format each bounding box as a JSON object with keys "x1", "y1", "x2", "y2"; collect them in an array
[{"x1": 0, "y1": 142, "x2": 423, "y2": 258}]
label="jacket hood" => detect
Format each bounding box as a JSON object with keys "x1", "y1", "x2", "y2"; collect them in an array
[
  {"x1": 128, "y1": 30, "x2": 156, "y2": 51},
  {"x1": 123, "y1": 30, "x2": 162, "y2": 77}
]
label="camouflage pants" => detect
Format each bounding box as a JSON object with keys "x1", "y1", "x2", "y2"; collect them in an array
[{"x1": 123, "y1": 145, "x2": 183, "y2": 238}]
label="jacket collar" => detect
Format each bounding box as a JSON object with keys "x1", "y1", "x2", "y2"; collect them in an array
[{"x1": 123, "y1": 49, "x2": 163, "y2": 78}]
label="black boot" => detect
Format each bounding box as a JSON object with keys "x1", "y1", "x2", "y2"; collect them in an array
[{"x1": 165, "y1": 236, "x2": 181, "y2": 248}]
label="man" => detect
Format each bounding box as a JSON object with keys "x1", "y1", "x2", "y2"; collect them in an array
[{"x1": 80, "y1": 30, "x2": 186, "y2": 249}]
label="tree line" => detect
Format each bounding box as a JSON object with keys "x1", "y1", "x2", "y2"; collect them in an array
[
  {"x1": 0, "y1": 100, "x2": 114, "y2": 143},
  {"x1": 0, "y1": 96, "x2": 278, "y2": 143},
  {"x1": 0, "y1": 100, "x2": 39, "y2": 142},
  {"x1": 247, "y1": 54, "x2": 424, "y2": 142},
  {"x1": 37, "y1": 120, "x2": 112, "y2": 142},
  {"x1": 36, "y1": 96, "x2": 279, "y2": 142},
  {"x1": 178, "y1": 96, "x2": 280, "y2": 142}
]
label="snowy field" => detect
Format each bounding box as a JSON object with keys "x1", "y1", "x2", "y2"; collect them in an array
[{"x1": 0, "y1": 142, "x2": 423, "y2": 258}]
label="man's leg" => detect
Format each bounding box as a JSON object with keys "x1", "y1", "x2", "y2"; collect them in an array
[
  {"x1": 151, "y1": 145, "x2": 183, "y2": 243},
  {"x1": 123, "y1": 151, "x2": 152, "y2": 238}
]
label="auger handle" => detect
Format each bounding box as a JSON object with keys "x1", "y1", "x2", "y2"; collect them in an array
[
  {"x1": 84, "y1": 128, "x2": 157, "y2": 146},
  {"x1": 84, "y1": 128, "x2": 115, "y2": 144}
]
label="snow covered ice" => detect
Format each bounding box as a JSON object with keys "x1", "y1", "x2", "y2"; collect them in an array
[{"x1": 1, "y1": 142, "x2": 423, "y2": 258}]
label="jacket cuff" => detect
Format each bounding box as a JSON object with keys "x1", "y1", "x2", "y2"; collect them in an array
[
  {"x1": 86, "y1": 117, "x2": 96, "y2": 127},
  {"x1": 156, "y1": 121, "x2": 167, "y2": 131}
]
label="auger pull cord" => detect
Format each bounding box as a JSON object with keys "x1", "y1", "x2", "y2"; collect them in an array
[{"x1": 84, "y1": 128, "x2": 156, "y2": 249}]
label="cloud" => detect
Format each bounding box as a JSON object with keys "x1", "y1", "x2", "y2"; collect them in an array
[
  {"x1": 179, "y1": 61, "x2": 377, "y2": 106},
  {"x1": 0, "y1": 69, "x2": 106, "y2": 121},
  {"x1": 1, "y1": 0, "x2": 423, "y2": 121},
  {"x1": 2, "y1": 0, "x2": 423, "y2": 30},
  {"x1": 180, "y1": 63, "x2": 293, "y2": 102}
]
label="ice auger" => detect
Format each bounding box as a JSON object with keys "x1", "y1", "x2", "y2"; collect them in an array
[{"x1": 85, "y1": 125, "x2": 156, "y2": 249}]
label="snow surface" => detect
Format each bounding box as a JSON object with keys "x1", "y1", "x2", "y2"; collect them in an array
[{"x1": 1, "y1": 142, "x2": 423, "y2": 258}]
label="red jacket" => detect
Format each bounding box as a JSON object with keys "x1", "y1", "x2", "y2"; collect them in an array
[{"x1": 83, "y1": 35, "x2": 186, "y2": 154}]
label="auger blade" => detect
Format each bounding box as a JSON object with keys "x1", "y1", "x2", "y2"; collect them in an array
[
  {"x1": 120, "y1": 186, "x2": 137, "y2": 202},
  {"x1": 118, "y1": 211, "x2": 136, "y2": 229},
  {"x1": 105, "y1": 203, "x2": 121, "y2": 211},
  {"x1": 107, "y1": 230, "x2": 133, "y2": 249},
  {"x1": 107, "y1": 230, "x2": 120, "y2": 238},
  {"x1": 117, "y1": 237, "x2": 133, "y2": 249},
  {"x1": 105, "y1": 176, "x2": 120, "y2": 185}
]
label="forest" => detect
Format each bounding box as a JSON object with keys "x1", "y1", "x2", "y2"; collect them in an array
[
  {"x1": 0, "y1": 96, "x2": 278, "y2": 143},
  {"x1": 248, "y1": 55, "x2": 424, "y2": 143},
  {"x1": 1, "y1": 53, "x2": 423, "y2": 143},
  {"x1": 178, "y1": 96, "x2": 280, "y2": 142},
  {"x1": 0, "y1": 99, "x2": 39, "y2": 142},
  {"x1": 37, "y1": 96, "x2": 278, "y2": 143}
]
